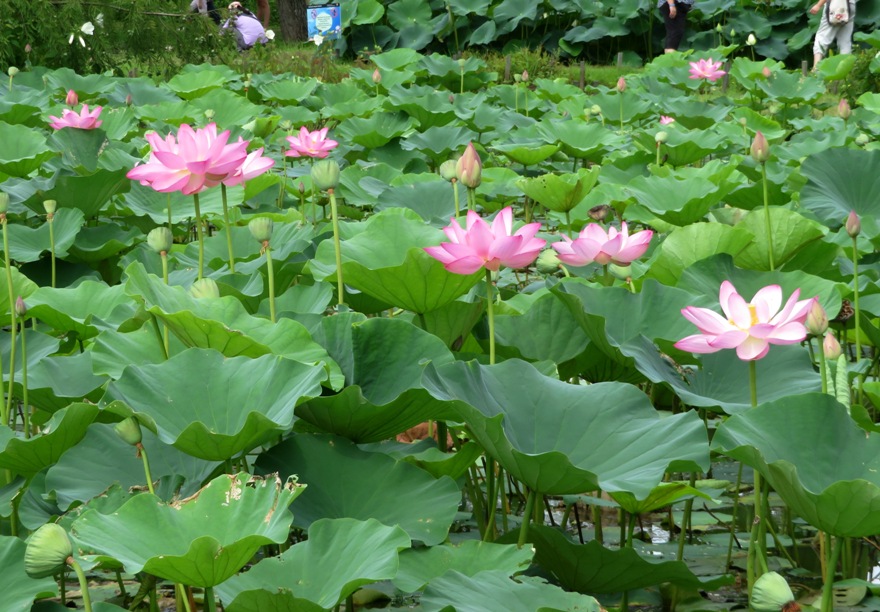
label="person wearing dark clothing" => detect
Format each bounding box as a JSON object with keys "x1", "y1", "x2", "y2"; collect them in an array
[{"x1": 658, "y1": 0, "x2": 695, "y2": 52}]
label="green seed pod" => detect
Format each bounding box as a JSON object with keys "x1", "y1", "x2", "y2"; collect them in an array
[
  {"x1": 248, "y1": 217, "x2": 274, "y2": 243},
  {"x1": 25, "y1": 524, "x2": 72, "y2": 579},
  {"x1": 535, "y1": 249, "x2": 562, "y2": 275},
  {"x1": 750, "y1": 572, "x2": 796, "y2": 612},
  {"x1": 609, "y1": 263, "x2": 632, "y2": 280},
  {"x1": 439, "y1": 160, "x2": 458, "y2": 182},
  {"x1": 147, "y1": 227, "x2": 173, "y2": 254},
  {"x1": 655, "y1": 131, "x2": 668, "y2": 144},
  {"x1": 310, "y1": 159, "x2": 340, "y2": 192},
  {"x1": 114, "y1": 416, "x2": 142, "y2": 446},
  {"x1": 190, "y1": 278, "x2": 220, "y2": 299},
  {"x1": 43, "y1": 200, "x2": 57, "y2": 215},
  {"x1": 7, "y1": 66, "x2": 19, "y2": 77},
  {"x1": 855, "y1": 133, "x2": 870, "y2": 146}
]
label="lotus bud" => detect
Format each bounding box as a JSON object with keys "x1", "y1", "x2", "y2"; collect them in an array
[
  {"x1": 746, "y1": 33, "x2": 757, "y2": 46},
  {"x1": 715, "y1": 23, "x2": 723, "y2": 32},
  {"x1": 190, "y1": 278, "x2": 220, "y2": 299},
  {"x1": 204, "y1": 109, "x2": 215, "y2": 121},
  {"x1": 458, "y1": 58, "x2": 466, "y2": 68},
  {"x1": 0, "y1": 192, "x2": 9, "y2": 214},
  {"x1": 655, "y1": 131, "x2": 668, "y2": 144},
  {"x1": 846, "y1": 210, "x2": 861, "y2": 238},
  {"x1": 279, "y1": 120, "x2": 292, "y2": 131},
  {"x1": 729, "y1": 28, "x2": 736, "y2": 37},
  {"x1": 25, "y1": 524, "x2": 72, "y2": 579},
  {"x1": 310, "y1": 159, "x2": 340, "y2": 192},
  {"x1": 750, "y1": 131, "x2": 770, "y2": 163},
  {"x1": 298, "y1": 181, "x2": 305, "y2": 194},
  {"x1": 371, "y1": 69, "x2": 381, "y2": 84},
  {"x1": 838, "y1": 98, "x2": 851, "y2": 120},
  {"x1": 439, "y1": 159, "x2": 458, "y2": 182},
  {"x1": 762, "y1": 66, "x2": 772, "y2": 78},
  {"x1": 248, "y1": 217, "x2": 274, "y2": 243},
  {"x1": 7, "y1": 67, "x2": 18, "y2": 77},
  {"x1": 65, "y1": 89, "x2": 78, "y2": 106},
  {"x1": 455, "y1": 142, "x2": 482, "y2": 189},
  {"x1": 125, "y1": 94, "x2": 133, "y2": 106},
  {"x1": 609, "y1": 263, "x2": 632, "y2": 280},
  {"x1": 43, "y1": 199, "x2": 57, "y2": 216},
  {"x1": 856, "y1": 133, "x2": 870, "y2": 146},
  {"x1": 25, "y1": 44, "x2": 31, "y2": 53},
  {"x1": 616, "y1": 76, "x2": 626, "y2": 93},
  {"x1": 823, "y1": 332, "x2": 842, "y2": 361},
  {"x1": 739, "y1": 117, "x2": 748, "y2": 127},
  {"x1": 805, "y1": 300, "x2": 828, "y2": 336},
  {"x1": 536, "y1": 248, "x2": 562, "y2": 275},
  {"x1": 750, "y1": 571, "x2": 797, "y2": 612},
  {"x1": 114, "y1": 416, "x2": 142, "y2": 446},
  {"x1": 522, "y1": 70, "x2": 529, "y2": 82},
  {"x1": 147, "y1": 227, "x2": 173, "y2": 254},
  {"x1": 14, "y1": 296, "x2": 26, "y2": 319}
]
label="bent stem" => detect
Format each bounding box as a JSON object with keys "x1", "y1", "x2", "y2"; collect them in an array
[
  {"x1": 821, "y1": 533, "x2": 842, "y2": 612},
  {"x1": 328, "y1": 189, "x2": 345, "y2": 306},
  {"x1": 221, "y1": 184, "x2": 236, "y2": 273},
  {"x1": 264, "y1": 243, "x2": 276, "y2": 323},
  {"x1": 761, "y1": 163, "x2": 775, "y2": 271},
  {"x1": 192, "y1": 193, "x2": 205, "y2": 280},
  {"x1": 136, "y1": 442, "x2": 156, "y2": 495},
  {"x1": 68, "y1": 557, "x2": 93, "y2": 612},
  {"x1": 485, "y1": 269, "x2": 496, "y2": 365}
]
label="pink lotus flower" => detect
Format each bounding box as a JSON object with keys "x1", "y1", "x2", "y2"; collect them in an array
[
  {"x1": 675, "y1": 281, "x2": 816, "y2": 361},
  {"x1": 688, "y1": 58, "x2": 726, "y2": 82},
  {"x1": 659, "y1": 115, "x2": 675, "y2": 125},
  {"x1": 65, "y1": 89, "x2": 78, "y2": 106},
  {"x1": 551, "y1": 222, "x2": 653, "y2": 267},
  {"x1": 424, "y1": 206, "x2": 546, "y2": 275},
  {"x1": 48, "y1": 104, "x2": 102, "y2": 130},
  {"x1": 285, "y1": 126, "x2": 338, "y2": 159},
  {"x1": 222, "y1": 147, "x2": 275, "y2": 186},
  {"x1": 127, "y1": 123, "x2": 248, "y2": 195}
]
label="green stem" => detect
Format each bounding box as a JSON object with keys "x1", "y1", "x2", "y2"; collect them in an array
[
  {"x1": 298, "y1": 187, "x2": 306, "y2": 225},
  {"x1": 467, "y1": 187, "x2": 475, "y2": 211},
  {"x1": 656, "y1": 143, "x2": 661, "y2": 166},
  {"x1": 483, "y1": 458, "x2": 497, "y2": 542},
  {"x1": 137, "y1": 442, "x2": 156, "y2": 495},
  {"x1": 452, "y1": 180, "x2": 460, "y2": 217},
  {"x1": 485, "y1": 269, "x2": 495, "y2": 365},
  {"x1": 436, "y1": 421, "x2": 447, "y2": 453},
  {"x1": 48, "y1": 216, "x2": 56, "y2": 288},
  {"x1": 166, "y1": 193, "x2": 172, "y2": 230},
  {"x1": 69, "y1": 558, "x2": 93, "y2": 612},
  {"x1": 821, "y1": 533, "x2": 843, "y2": 612},
  {"x1": 749, "y1": 360, "x2": 758, "y2": 407},
  {"x1": 676, "y1": 472, "x2": 697, "y2": 561},
  {"x1": 818, "y1": 336, "x2": 828, "y2": 394},
  {"x1": 264, "y1": 245, "x2": 276, "y2": 323},
  {"x1": 328, "y1": 189, "x2": 344, "y2": 306},
  {"x1": 852, "y1": 235, "x2": 861, "y2": 363},
  {"x1": 725, "y1": 462, "x2": 744, "y2": 570},
  {"x1": 203, "y1": 585, "x2": 215, "y2": 612},
  {"x1": 518, "y1": 488, "x2": 536, "y2": 549},
  {"x1": 565, "y1": 211, "x2": 572, "y2": 238},
  {"x1": 192, "y1": 192, "x2": 204, "y2": 280},
  {"x1": 221, "y1": 184, "x2": 236, "y2": 273},
  {"x1": 2, "y1": 217, "x2": 14, "y2": 428},
  {"x1": 20, "y1": 324, "x2": 28, "y2": 438},
  {"x1": 161, "y1": 253, "x2": 169, "y2": 357},
  {"x1": 619, "y1": 92, "x2": 624, "y2": 133},
  {"x1": 761, "y1": 163, "x2": 775, "y2": 271}
]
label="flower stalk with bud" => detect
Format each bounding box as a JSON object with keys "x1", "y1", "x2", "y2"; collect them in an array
[
  {"x1": 751, "y1": 131, "x2": 774, "y2": 270},
  {"x1": 147, "y1": 227, "x2": 173, "y2": 356},
  {"x1": 312, "y1": 159, "x2": 345, "y2": 305},
  {"x1": 0, "y1": 194, "x2": 17, "y2": 428},
  {"x1": 114, "y1": 416, "x2": 155, "y2": 495},
  {"x1": 44, "y1": 200, "x2": 57, "y2": 287},
  {"x1": 249, "y1": 218, "x2": 276, "y2": 322},
  {"x1": 847, "y1": 210, "x2": 862, "y2": 363}
]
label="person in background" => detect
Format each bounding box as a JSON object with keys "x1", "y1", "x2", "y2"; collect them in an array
[
  {"x1": 256, "y1": 0, "x2": 270, "y2": 28},
  {"x1": 223, "y1": 1, "x2": 269, "y2": 51},
  {"x1": 190, "y1": 0, "x2": 221, "y2": 25},
  {"x1": 658, "y1": 0, "x2": 695, "y2": 52},
  {"x1": 810, "y1": 0, "x2": 856, "y2": 68}
]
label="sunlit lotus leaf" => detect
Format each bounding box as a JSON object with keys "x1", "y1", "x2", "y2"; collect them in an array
[
  {"x1": 311, "y1": 208, "x2": 483, "y2": 313},
  {"x1": 45, "y1": 67, "x2": 115, "y2": 96},
  {"x1": 491, "y1": 139, "x2": 560, "y2": 167},
  {"x1": 526, "y1": 525, "x2": 733, "y2": 594},
  {"x1": 0, "y1": 98, "x2": 42, "y2": 128},
  {"x1": 360, "y1": 439, "x2": 483, "y2": 480},
  {"x1": 730, "y1": 107, "x2": 786, "y2": 141},
  {"x1": 218, "y1": 518, "x2": 410, "y2": 610},
  {"x1": 493, "y1": 291, "x2": 589, "y2": 364},
  {"x1": 95, "y1": 106, "x2": 138, "y2": 141},
  {"x1": 189, "y1": 89, "x2": 266, "y2": 129},
  {"x1": 588, "y1": 91, "x2": 652, "y2": 125},
  {"x1": 47, "y1": 127, "x2": 108, "y2": 173},
  {"x1": 446, "y1": 0, "x2": 490, "y2": 16},
  {"x1": 295, "y1": 318, "x2": 457, "y2": 442},
  {"x1": 385, "y1": 87, "x2": 457, "y2": 128},
  {"x1": 353, "y1": 0, "x2": 385, "y2": 23},
  {"x1": 534, "y1": 79, "x2": 585, "y2": 105},
  {"x1": 665, "y1": 98, "x2": 734, "y2": 130},
  {"x1": 107, "y1": 76, "x2": 179, "y2": 106},
  {"x1": 634, "y1": 127, "x2": 729, "y2": 167},
  {"x1": 336, "y1": 112, "x2": 416, "y2": 148},
  {"x1": 713, "y1": 393, "x2": 880, "y2": 537},
  {"x1": 423, "y1": 359, "x2": 708, "y2": 496},
  {"x1": 104, "y1": 349, "x2": 325, "y2": 460},
  {"x1": 647, "y1": 222, "x2": 754, "y2": 285},
  {"x1": 757, "y1": 70, "x2": 824, "y2": 104},
  {"x1": 373, "y1": 180, "x2": 457, "y2": 223},
  {"x1": 420, "y1": 55, "x2": 495, "y2": 91},
  {"x1": 257, "y1": 434, "x2": 460, "y2": 545},
  {"x1": 420, "y1": 298, "x2": 484, "y2": 350},
  {"x1": 6, "y1": 349, "x2": 106, "y2": 414},
  {"x1": 0, "y1": 536, "x2": 57, "y2": 609},
  {"x1": 90, "y1": 327, "x2": 168, "y2": 378},
  {"x1": 131, "y1": 101, "x2": 197, "y2": 125},
  {"x1": 816, "y1": 54, "x2": 856, "y2": 81},
  {"x1": 564, "y1": 16, "x2": 630, "y2": 44},
  {"x1": 67, "y1": 223, "x2": 143, "y2": 263},
  {"x1": 468, "y1": 20, "x2": 497, "y2": 45},
  {"x1": 26, "y1": 281, "x2": 131, "y2": 339},
  {"x1": 122, "y1": 178, "x2": 242, "y2": 223},
  {"x1": 387, "y1": 0, "x2": 431, "y2": 29},
  {"x1": 394, "y1": 540, "x2": 532, "y2": 593},
  {"x1": 516, "y1": 168, "x2": 600, "y2": 214},
  {"x1": 257, "y1": 78, "x2": 319, "y2": 104},
  {"x1": 370, "y1": 48, "x2": 422, "y2": 70},
  {"x1": 733, "y1": 207, "x2": 826, "y2": 270},
  {"x1": 166, "y1": 66, "x2": 232, "y2": 99},
  {"x1": 26, "y1": 169, "x2": 131, "y2": 218},
  {"x1": 0, "y1": 122, "x2": 54, "y2": 177},
  {"x1": 71, "y1": 473, "x2": 302, "y2": 586},
  {"x1": 610, "y1": 482, "x2": 714, "y2": 515},
  {"x1": 0, "y1": 404, "x2": 98, "y2": 476},
  {"x1": 6, "y1": 208, "x2": 83, "y2": 263},
  {"x1": 400, "y1": 125, "x2": 478, "y2": 165},
  {"x1": 421, "y1": 570, "x2": 600, "y2": 612}
]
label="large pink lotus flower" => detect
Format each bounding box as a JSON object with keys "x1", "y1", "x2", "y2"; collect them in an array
[
  {"x1": 127, "y1": 123, "x2": 248, "y2": 195},
  {"x1": 675, "y1": 281, "x2": 816, "y2": 361},
  {"x1": 285, "y1": 126, "x2": 338, "y2": 159},
  {"x1": 552, "y1": 222, "x2": 653, "y2": 267},
  {"x1": 688, "y1": 58, "x2": 726, "y2": 82},
  {"x1": 424, "y1": 207, "x2": 546, "y2": 275},
  {"x1": 48, "y1": 104, "x2": 103, "y2": 130},
  {"x1": 222, "y1": 147, "x2": 275, "y2": 186}
]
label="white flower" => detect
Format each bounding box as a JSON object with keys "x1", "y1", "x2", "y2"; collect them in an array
[
  {"x1": 265, "y1": 29, "x2": 275, "y2": 40},
  {"x1": 81, "y1": 21, "x2": 95, "y2": 35},
  {"x1": 95, "y1": 13, "x2": 104, "y2": 27},
  {"x1": 746, "y1": 33, "x2": 757, "y2": 46},
  {"x1": 314, "y1": 34, "x2": 324, "y2": 46},
  {"x1": 68, "y1": 33, "x2": 75, "y2": 45}
]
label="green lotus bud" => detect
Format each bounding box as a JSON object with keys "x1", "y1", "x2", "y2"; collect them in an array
[
  {"x1": 310, "y1": 159, "x2": 340, "y2": 192},
  {"x1": 204, "y1": 109, "x2": 215, "y2": 121},
  {"x1": 114, "y1": 416, "x2": 142, "y2": 446},
  {"x1": 455, "y1": 142, "x2": 482, "y2": 189},
  {"x1": 147, "y1": 227, "x2": 173, "y2": 254},
  {"x1": 0, "y1": 192, "x2": 8, "y2": 214},
  {"x1": 729, "y1": 28, "x2": 736, "y2": 37},
  {"x1": 747, "y1": 33, "x2": 757, "y2": 46},
  {"x1": 750, "y1": 571, "x2": 797, "y2": 612},
  {"x1": 715, "y1": 23, "x2": 723, "y2": 32},
  {"x1": 190, "y1": 278, "x2": 220, "y2": 299},
  {"x1": 824, "y1": 332, "x2": 842, "y2": 361},
  {"x1": 838, "y1": 98, "x2": 851, "y2": 120},
  {"x1": 43, "y1": 200, "x2": 57, "y2": 216},
  {"x1": 248, "y1": 217, "x2": 274, "y2": 243},
  {"x1": 655, "y1": 131, "x2": 668, "y2": 144},
  {"x1": 279, "y1": 120, "x2": 292, "y2": 132},
  {"x1": 609, "y1": 263, "x2": 632, "y2": 280},
  {"x1": 14, "y1": 296, "x2": 26, "y2": 319},
  {"x1": 846, "y1": 210, "x2": 861, "y2": 238},
  {"x1": 7, "y1": 66, "x2": 19, "y2": 77},
  {"x1": 439, "y1": 160, "x2": 458, "y2": 182},
  {"x1": 25, "y1": 524, "x2": 72, "y2": 579},
  {"x1": 590, "y1": 104, "x2": 601, "y2": 115},
  {"x1": 805, "y1": 300, "x2": 828, "y2": 336},
  {"x1": 536, "y1": 249, "x2": 562, "y2": 275},
  {"x1": 856, "y1": 133, "x2": 870, "y2": 146}
]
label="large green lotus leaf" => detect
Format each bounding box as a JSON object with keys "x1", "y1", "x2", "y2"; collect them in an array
[
  {"x1": 6, "y1": 208, "x2": 83, "y2": 262},
  {"x1": 647, "y1": 223, "x2": 754, "y2": 285},
  {"x1": 526, "y1": 525, "x2": 732, "y2": 594},
  {"x1": 90, "y1": 327, "x2": 170, "y2": 378},
  {"x1": 394, "y1": 540, "x2": 532, "y2": 593},
  {"x1": 0, "y1": 122, "x2": 54, "y2": 177},
  {"x1": 190, "y1": 89, "x2": 266, "y2": 130},
  {"x1": 66, "y1": 222, "x2": 143, "y2": 264},
  {"x1": 166, "y1": 67, "x2": 231, "y2": 99},
  {"x1": 756, "y1": 70, "x2": 824, "y2": 104},
  {"x1": 712, "y1": 393, "x2": 880, "y2": 537},
  {"x1": 422, "y1": 360, "x2": 709, "y2": 496},
  {"x1": 386, "y1": 88, "x2": 458, "y2": 129},
  {"x1": 6, "y1": 349, "x2": 105, "y2": 413},
  {"x1": 493, "y1": 291, "x2": 589, "y2": 364},
  {"x1": 0, "y1": 535, "x2": 57, "y2": 609},
  {"x1": 373, "y1": 180, "x2": 457, "y2": 224},
  {"x1": 122, "y1": 181, "x2": 243, "y2": 224},
  {"x1": 71, "y1": 473, "x2": 303, "y2": 586},
  {"x1": 733, "y1": 207, "x2": 826, "y2": 270},
  {"x1": 218, "y1": 518, "x2": 410, "y2": 610},
  {"x1": 360, "y1": 439, "x2": 483, "y2": 480},
  {"x1": 400, "y1": 126, "x2": 478, "y2": 164},
  {"x1": 104, "y1": 349, "x2": 325, "y2": 461},
  {"x1": 588, "y1": 91, "x2": 651, "y2": 124},
  {"x1": 336, "y1": 112, "x2": 416, "y2": 148},
  {"x1": 0, "y1": 403, "x2": 99, "y2": 476},
  {"x1": 47, "y1": 127, "x2": 108, "y2": 173},
  {"x1": 295, "y1": 318, "x2": 457, "y2": 442},
  {"x1": 491, "y1": 140, "x2": 560, "y2": 167},
  {"x1": 27, "y1": 169, "x2": 131, "y2": 218},
  {"x1": 610, "y1": 482, "x2": 714, "y2": 515},
  {"x1": 536, "y1": 120, "x2": 622, "y2": 161},
  {"x1": 45, "y1": 67, "x2": 116, "y2": 96},
  {"x1": 26, "y1": 281, "x2": 131, "y2": 340},
  {"x1": 46, "y1": 423, "x2": 220, "y2": 510},
  {"x1": 516, "y1": 168, "x2": 600, "y2": 214},
  {"x1": 257, "y1": 78, "x2": 319, "y2": 104},
  {"x1": 636, "y1": 127, "x2": 728, "y2": 168},
  {"x1": 421, "y1": 570, "x2": 601, "y2": 612},
  {"x1": 311, "y1": 208, "x2": 483, "y2": 314},
  {"x1": 257, "y1": 434, "x2": 460, "y2": 545}
]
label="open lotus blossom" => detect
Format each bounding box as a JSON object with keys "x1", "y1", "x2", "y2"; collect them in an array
[
  {"x1": 127, "y1": 123, "x2": 248, "y2": 195},
  {"x1": 48, "y1": 104, "x2": 103, "y2": 130},
  {"x1": 659, "y1": 115, "x2": 675, "y2": 125},
  {"x1": 552, "y1": 222, "x2": 653, "y2": 267},
  {"x1": 285, "y1": 126, "x2": 338, "y2": 159},
  {"x1": 675, "y1": 281, "x2": 816, "y2": 361},
  {"x1": 222, "y1": 146, "x2": 275, "y2": 186},
  {"x1": 688, "y1": 58, "x2": 726, "y2": 82},
  {"x1": 424, "y1": 206, "x2": 546, "y2": 275}
]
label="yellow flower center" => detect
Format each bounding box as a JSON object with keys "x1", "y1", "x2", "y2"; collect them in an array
[{"x1": 730, "y1": 304, "x2": 760, "y2": 329}]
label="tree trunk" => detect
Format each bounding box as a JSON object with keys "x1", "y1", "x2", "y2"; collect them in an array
[{"x1": 277, "y1": 0, "x2": 308, "y2": 41}]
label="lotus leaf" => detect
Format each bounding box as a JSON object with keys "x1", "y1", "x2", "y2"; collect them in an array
[
  {"x1": 0, "y1": 535, "x2": 57, "y2": 610},
  {"x1": 516, "y1": 168, "x2": 600, "y2": 214},
  {"x1": 0, "y1": 122, "x2": 54, "y2": 177}
]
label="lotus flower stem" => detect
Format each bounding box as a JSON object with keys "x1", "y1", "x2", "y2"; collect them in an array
[
  {"x1": 619, "y1": 94, "x2": 624, "y2": 133},
  {"x1": 466, "y1": 466, "x2": 486, "y2": 534},
  {"x1": 1, "y1": 214, "x2": 14, "y2": 427},
  {"x1": 191, "y1": 193, "x2": 205, "y2": 280},
  {"x1": 115, "y1": 570, "x2": 127, "y2": 599},
  {"x1": 483, "y1": 458, "x2": 497, "y2": 542},
  {"x1": 676, "y1": 473, "x2": 697, "y2": 561},
  {"x1": 328, "y1": 189, "x2": 345, "y2": 306},
  {"x1": 818, "y1": 336, "x2": 828, "y2": 394},
  {"x1": 821, "y1": 533, "x2": 843, "y2": 612},
  {"x1": 20, "y1": 321, "x2": 29, "y2": 439},
  {"x1": 852, "y1": 235, "x2": 861, "y2": 363},
  {"x1": 746, "y1": 360, "x2": 769, "y2": 595},
  {"x1": 68, "y1": 557, "x2": 93, "y2": 612},
  {"x1": 264, "y1": 243, "x2": 276, "y2": 323},
  {"x1": 436, "y1": 421, "x2": 447, "y2": 453},
  {"x1": 592, "y1": 494, "x2": 604, "y2": 545},
  {"x1": 725, "y1": 462, "x2": 744, "y2": 569},
  {"x1": 517, "y1": 488, "x2": 536, "y2": 548},
  {"x1": 47, "y1": 215, "x2": 56, "y2": 288},
  {"x1": 485, "y1": 269, "x2": 496, "y2": 365},
  {"x1": 220, "y1": 185, "x2": 236, "y2": 273},
  {"x1": 500, "y1": 472, "x2": 509, "y2": 533},
  {"x1": 203, "y1": 585, "x2": 216, "y2": 611},
  {"x1": 136, "y1": 442, "x2": 156, "y2": 495},
  {"x1": 761, "y1": 164, "x2": 775, "y2": 271},
  {"x1": 298, "y1": 183, "x2": 306, "y2": 225},
  {"x1": 166, "y1": 193, "x2": 172, "y2": 230},
  {"x1": 452, "y1": 179, "x2": 460, "y2": 217}
]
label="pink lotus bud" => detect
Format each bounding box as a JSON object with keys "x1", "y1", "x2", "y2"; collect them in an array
[
  {"x1": 298, "y1": 181, "x2": 305, "y2": 194},
  {"x1": 616, "y1": 77, "x2": 626, "y2": 93},
  {"x1": 25, "y1": 44, "x2": 32, "y2": 54},
  {"x1": 762, "y1": 66, "x2": 772, "y2": 78},
  {"x1": 838, "y1": 98, "x2": 851, "y2": 120},
  {"x1": 14, "y1": 296, "x2": 26, "y2": 319},
  {"x1": 805, "y1": 300, "x2": 828, "y2": 336},
  {"x1": 125, "y1": 94, "x2": 133, "y2": 106},
  {"x1": 750, "y1": 131, "x2": 770, "y2": 163},
  {"x1": 372, "y1": 69, "x2": 381, "y2": 84},
  {"x1": 846, "y1": 210, "x2": 861, "y2": 238},
  {"x1": 823, "y1": 332, "x2": 842, "y2": 360},
  {"x1": 449, "y1": 94, "x2": 455, "y2": 104},
  {"x1": 65, "y1": 89, "x2": 78, "y2": 107},
  {"x1": 455, "y1": 142, "x2": 482, "y2": 189},
  {"x1": 521, "y1": 70, "x2": 529, "y2": 82}
]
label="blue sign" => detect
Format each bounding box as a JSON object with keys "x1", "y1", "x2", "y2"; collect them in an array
[{"x1": 307, "y1": 3, "x2": 342, "y2": 40}]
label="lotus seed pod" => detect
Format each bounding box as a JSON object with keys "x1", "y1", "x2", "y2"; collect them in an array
[
  {"x1": 750, "y1": 571, "x2": 797, "y2": 612},
  {"x1": 455, "y1": 142, "x2": 482, "y2": 189},
  {"x1": 439, "y1": 160, "x2": 458, "y2": 182},
  {"x1": 846, "y1": 210, "x2": 861, "y2": 238},
  {"x1": 838, "y1": 98, "x2": 852, "y2": 120},
  {"x1": 0, "y1": 192, "x2": 8, "y2": 214},
  {"x1": 856, "y1": 133, "x2": 870, "y2": 145},
  {"x1": 310, "y1": 159, "x2": 340, "y2": 191},
  {"x1": 7, "y1": 66, "x2": 19, "y2": 77},
  {"x1": 14, "y1": 296, "x2": 26, "y2": 319},
  {"x1": 535, "y1": 249, "x2": 562, "y2": 275},
  {"x1": 750, "y1": 131, "x2": 770, "y2": 163},
  {"x1": 146, "y1": 227, "x2": 173, "y2": 254},
  {"x1": 805, "y1": 300, "x2": 828, "y2": 336},
  {"x1": 43, "y1": 199, "x2": 57, "y2": 215},
  {"x1": 655, "y1": 131, "x2": 668, "y2": 144},
  {"x1": 65, "y1": 89, "x2": 78, "y2": 106},
  {"x1": 248, "y1": 217, "x2": 274, "y2": 243},
  {"x1": 739, "y1": 117, "x2": 748, "y2": 127},
  {"x1": 823, "y1": 332, "x2": 842, "y2": 360},
  {"x1": 590, "y1": 104, "x2": 602, "y2": 115},
  {"x1": 609, "y1": 263, "x2": 632, "y2": 280},
  {"x1": 204, "y1": 109, "x2": 215, "y2": 121},
  {"x1": 190, "y1": 278, "x2": 220, "y2": 299},
  {"x1": 114, "y1": 416, "x2": 142, "y2": 446},
  {"x1": 25, "y1": 524, "x2": 72, "y2": 579}
]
